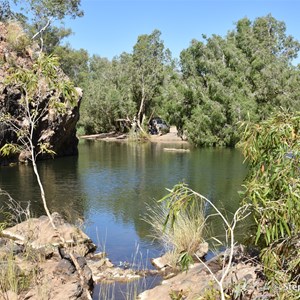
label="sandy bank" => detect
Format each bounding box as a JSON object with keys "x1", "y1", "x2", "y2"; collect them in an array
[{"x1": 79, "y1": 126, "x2": 189, "y2": 144}]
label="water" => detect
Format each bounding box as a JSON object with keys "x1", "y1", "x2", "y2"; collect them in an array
[{"x1": 0, "y1": 140, "x2": 248, "y2": 298}]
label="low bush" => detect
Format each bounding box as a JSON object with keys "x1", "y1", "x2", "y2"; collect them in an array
[
  {"x1": 144, "y1": 193, "x2": 206, "y2": 267},
  {"x1": 239, "y1": 111, "x2": 300, "y2": 298}
]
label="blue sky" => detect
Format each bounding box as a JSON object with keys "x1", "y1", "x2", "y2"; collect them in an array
[{"x1": 64, "y1": 0, "x2": 300, "y2": 60}]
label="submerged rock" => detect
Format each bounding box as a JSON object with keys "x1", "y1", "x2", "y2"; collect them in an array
[{"x1": 87, "y1": 254, "x2": 141, "y2": 283}]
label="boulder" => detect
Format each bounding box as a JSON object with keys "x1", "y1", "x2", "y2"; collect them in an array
[
  {"x1": 87, "y1": 254, "x2": 141, "y2": 283},
  {"x1": 139, "y1": 246, "x2": 265, "y2": 300},
  {"x1": 0, "y1": 213, "x2": 95, "y2": 300},
  {"x1": 0, "y1": 21, "x2": 82, "y2": 165},
  {"x1": 193, "y1": 242, "x2": 209, "y2": 259},
  {"x1": 55, "y1": 259, "x2": 76, "y2": 276},
  {"x1": 23, "y1": 258, "x2": 85, "y2": 300},
  {"x1": 1, "y1": 212, "x2": 96, "y2": 255}
]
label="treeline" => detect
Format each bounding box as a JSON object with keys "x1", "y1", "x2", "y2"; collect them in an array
[
  {"x1": 2, "y1": 2, "x2": 300, "y2": 146},
  {"x1": 78, "y1": 15, "x2": 300, "y2": 146}
]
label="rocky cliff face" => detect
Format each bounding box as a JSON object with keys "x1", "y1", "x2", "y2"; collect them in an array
[{"x1": 0, "y1": 22, "x2": 82, "y2": 165}]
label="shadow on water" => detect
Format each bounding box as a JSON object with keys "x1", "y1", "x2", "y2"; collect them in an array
[{"x1": 0, "y1": 140, "x2": 248, "y2": 299}]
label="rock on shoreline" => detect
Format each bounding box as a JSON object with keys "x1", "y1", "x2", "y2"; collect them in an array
[
  {"x1": 138, "y1": 245, "x2": 267, "y2": 300},
  {"x1": 0, "y1": 213, "x2": 152, "y2": 299},
  {"x1": 0, "y1": 213, "x2": 270, "y2": 300}
]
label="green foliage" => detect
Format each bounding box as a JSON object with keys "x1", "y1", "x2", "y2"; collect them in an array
[
  {"x1": 175, "y1": 15, "x2": 300, "y2": 146},
  {"x1": 239, "y1": 111, "x2": 300, "y2": 287},
  {"x1": 7, "y1": 53, "x2": 77, "y2": 108},
  {"x1": 239, "y1": 111, "x2": 300, "y2": 246},
  {"x1": 158, "y1": 183, "x2": 200, "y2": 229},
  {"x1": 5, "y1": 0, "x2": 83, "y2": 54},
  {"x1": 169, "y1": 289, "x2": 188, "y2": 300},
  {"x1": 128, "y1": 127, "x2": 149, "y2": 142},
  {"x1": 145, "y1": 197, "x2": 205, "y2": 270},
  {"x1": 37, "y1": 26, "x2": 73, "y2": 54},
  {"x1": 38, "y1": 142, "x2": 56, "y2": 156},
  {"x1": 0, "y1": 143, "x2": 20, "y2": 156},
  {"x1": 177, "y1": 251, "x2": 194, "y2": 272},
  {"x1": 225, "y1": 279, "x2": 249, "y2": 300},
  {"x1": 78, "y1": 15, "x2": 300, "y2": 143},
  {"x1": 12, "y1": 0, "x2": 83, "y2": 23},
  {"x1": 131, "y1": 29, "x2": 169, "y2": 124},
  {"x1": 79, "y1": 54, "x2": 136, "y2": 134},
  {"x1": 79, "y1": 30, "x2": 172, "y2": 134},
  {"x1": 53, "y1": 45, "x2": 89, "y2": 85},
  {"x1": 200, "y1": 282, "x2": 221, "y2": 300},
  {"x1": 2, "y1": 53, "x2": 78, "y2": 158},
  {"x1": 156, "y1": 184, "x2": 208, "y2": 271}
]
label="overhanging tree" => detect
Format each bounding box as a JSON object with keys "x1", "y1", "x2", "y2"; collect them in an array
[{"x1": 239, "y1": 111, "x2": 300, "y2": 297}]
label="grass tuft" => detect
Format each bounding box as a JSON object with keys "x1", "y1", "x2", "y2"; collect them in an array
[
  {"x1": 6, "y1": 21, "x2": 30, "y2": 54},
  {"x1": 144, "y1": 200, "x2": 206, "y2": 267}
]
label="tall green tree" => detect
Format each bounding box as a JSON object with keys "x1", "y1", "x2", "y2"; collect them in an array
[
  {"x1": 131, "y1": 29, "x2": 170, "y2": 128},
  {"x1": 79, "y1": 30, "x2": 174, "y2": 135},
  {"x1": 178, "y1": 15, "x2": 300, "y2": 146},
  {"x1": 53, "y1": 45, "x2": 89, "y2": 86},
  {"x1": 79, "y1": 54, "x2": 136, "y2": 134}
]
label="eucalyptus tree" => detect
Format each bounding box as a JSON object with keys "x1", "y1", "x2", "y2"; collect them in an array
[
  {"x1": 235, "y1": 15, "x2": 300, "y2": 117},
  {"x1": 178, "y1": 15, "x2": 300, "y2": 146},
  {"x1": 80, "y1": 53, "x2": 136, "y2": 134},
  {"x1": 154, "y1": 60, "x2": 187, "y2": 134},
  {"x1": 180, "y1": 33, "x2": 256, "y2": 146},
  {"x1": 3, "y1": 0, "x2": 83, "y2": 52},
  {"x1": 131, "y1": 29, "x2": 170, "y2": 129},
  {"x1": 53, "y1": 45, "x2": 89, "y2": 86}
]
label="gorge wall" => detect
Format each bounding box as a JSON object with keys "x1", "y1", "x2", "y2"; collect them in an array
[{"x1": 0, "y1": 22, "x2": 82, "y2": 165}]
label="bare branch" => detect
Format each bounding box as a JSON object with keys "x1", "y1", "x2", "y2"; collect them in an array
[{"x1": 31, "y1": 17, "x2": 53, "y2": 40}]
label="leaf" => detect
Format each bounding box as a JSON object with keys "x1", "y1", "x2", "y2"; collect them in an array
[
  {"x1": 255, "y1": 224, "x2": 261, "y2": 245},
  {"x1": 0, "y1": 144, "x2": 21, "y2": 156},
  {"x1": 178, "y1": 251, "x2": 194, "y2": 272}
]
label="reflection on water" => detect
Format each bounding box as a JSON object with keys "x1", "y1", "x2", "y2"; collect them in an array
[{"x1": 0, "y1": 140, "x2": 247, "y2": 295}]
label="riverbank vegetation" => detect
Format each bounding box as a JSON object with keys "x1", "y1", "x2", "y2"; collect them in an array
[
  {"x1": 144, "y1": 199, "x2": 206, "y2": 269},
  {"x1": 239, "y1": 111, "x2": 300, "y2": 299},
  {"x1": 77, "y1": 14, "x2": 300, "y2": 147},
  {"x1": 3, "y1": 2, "x2": 300, "y2": 147},
  {"x1": 147, "y1": 111, "x2": 300, "y2": 298}
]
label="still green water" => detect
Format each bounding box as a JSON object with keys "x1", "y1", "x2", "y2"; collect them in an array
[{"x1": 0, "y1": 140, "x2": 247, "y2": 296}]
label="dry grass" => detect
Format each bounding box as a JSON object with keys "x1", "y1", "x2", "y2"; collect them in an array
[
  {"x1": 6, "y1": 21, "x2": 30, "y2": 53},
  {"x1": 144, "y1": 200, "x2": 206, "y2": 266},
  {"x1": 0, "y1": 252, "x2": 32, "y2": 299}
]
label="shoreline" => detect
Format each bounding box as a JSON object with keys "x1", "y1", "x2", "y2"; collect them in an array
[
  {"x1": 79, "y1": 126, "x2": 190, "y2": 145},
  {"x1": 1, "y1": 214, "x2": 267, "y2": 300}
]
